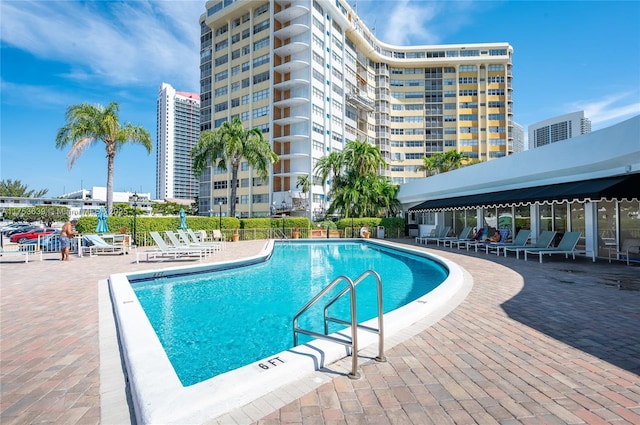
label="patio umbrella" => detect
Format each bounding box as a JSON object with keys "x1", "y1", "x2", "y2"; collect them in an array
[
  {"x1": 96, "y1": 207, "x2": 109, "y2": 233},
  {"x1": 179, "y1": 208, "x2": 187, "y2": 230}
]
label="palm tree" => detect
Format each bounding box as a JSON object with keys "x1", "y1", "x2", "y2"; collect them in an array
[
  {"x1": 313, "y1": 150, "x2": 343, "y2": 213},
  {"x1": 192, "y1": 117, "x2": 278, "y2": 218},
  {"x1": 55, "y1": 102, "x2": 152, "y2": 214},
  {"x1": 342, "y1": 139, "x2": 385, "y2": 177},
  {"x1": 417, "y1": 155, "x2": 439, "y2": 177},
  {"x1": 296, "y1": 175, "x2": 311, "y2": 213},
  {"x1": 321, "y1": 140, "x2": 393, "y2": 219},
  {"x1": 0, "y1": 179, "x2": 48, "y2": 198},
  {"x1": 440, "y1": 149, "x2": 469, "y2": 172},
  {"x1": 417, "y1": 150, "x2": 469, "y2": 177}
]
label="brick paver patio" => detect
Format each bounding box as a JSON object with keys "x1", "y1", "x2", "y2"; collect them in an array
[{"x1": 1, "y1": 239, "x2": 638, "y2": 424}]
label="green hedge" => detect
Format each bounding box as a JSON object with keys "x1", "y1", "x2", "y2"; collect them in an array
[
  {"x1": 76, "y1": 216, "x2": 311, "y2": 243},
  {"x1": 76, "y1": 215, "x2": 412, "y2": 243}
]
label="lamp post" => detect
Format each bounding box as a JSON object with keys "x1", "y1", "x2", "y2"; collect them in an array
[
  {"x1": 132, "y1": 192, "x2": 138, "y2": 246},
  {"x1": 281, "y1": 200, "x2": 286, "y2": 236},
  {"x1": 218, "y1": 201, "x2": 223, "y2": 230},
  {"x1": 350, "y1": 202, "x2": 355, "y2": 238}
]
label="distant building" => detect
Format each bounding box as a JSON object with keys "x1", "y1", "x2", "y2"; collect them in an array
[
  {"x1": 156, "y1": 83, "x2": 200, "y2": 201},
  {"x1": 2, "y1": 188, "x2": 152, "y2": 220},
  {"x1": 59, "y1": 187, "x2": 151, "y2": 204},
  {"x1": 511, "y1": 121, "x2": 524, "y2": 153},
  {"x1": 528, "y1": 111, "x2": 591, "y2": 148}
]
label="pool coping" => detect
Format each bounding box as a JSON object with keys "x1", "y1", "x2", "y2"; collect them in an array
[{"x1": 108, "y1": 239, "x2": 472, "y2": 424}]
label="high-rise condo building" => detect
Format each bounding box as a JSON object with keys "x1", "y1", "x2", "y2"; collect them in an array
[
  {"x1": 156, "y1": 82, "x2": 201, "y2": 201},
  {"x1": 512, "y1": 122, "x2": 524, "y2": 153},
  {"x1": 528, "y1": 111, "x2": 592, "y2": 149},
  {"x1": 199, "y1": 0, "x2": 513, "y2": 219}
]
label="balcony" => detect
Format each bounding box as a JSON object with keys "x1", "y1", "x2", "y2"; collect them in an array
[
  {"x1": 273, "y1": 115, "x2": 309, "y2": 126},
  {"x1": 346, "y1": 92, "x2": 375, "y2": 111},
  {"x1": 274, "y1": 41, "x2": 309, "y2": 57},
  {"x1": 274, "y1": 23, "x2": 309, "y2": 40},
  {"x1": 273, "y1": 134, "x2": 309, "y2": 143},
  {"x1": 273, "y1": 59, "x2": 309, "y2": 74},
  {"x1": 273, "y1": 78, "x2": 309, "y2": 90},
  {"x1": 274, "y1": 3, "x2": 309, "y2": 22},
  {"x1": 273, "y1": 96, "x2": 309, "y2": 108}
]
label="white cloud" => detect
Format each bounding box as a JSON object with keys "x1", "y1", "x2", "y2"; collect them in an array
[
  {"x1": 569, "y1": 92, "x2": 640, "y2": 130},
  {"x1": 358, "y1": 0, "x2": 483, "y2": 46},
  {"x1": 0, "y1": 0, "x2": 202, "y2": 90}
]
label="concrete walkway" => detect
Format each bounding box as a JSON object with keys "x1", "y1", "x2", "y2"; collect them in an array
[{"x1": 1, "y1": 239, "x2": 638, "y2": 424}]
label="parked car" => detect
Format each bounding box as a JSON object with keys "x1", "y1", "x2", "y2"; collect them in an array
[
  {"x1": 20, "y1": 230, "x2": 77, "y2": 252},
  {"x1": 10, "y1": 228, "x2": 56, "y2": 244},
  {"x1": 3, "y1": 225, "x2": 38, "y2": 237},
  {"x1": 1, "y1": 223, "x2": 31, "y2": 236}
]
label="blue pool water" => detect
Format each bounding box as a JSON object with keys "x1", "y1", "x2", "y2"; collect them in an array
[{"x1": 132, "y1": 241, "x2": 448, "y2": 386}]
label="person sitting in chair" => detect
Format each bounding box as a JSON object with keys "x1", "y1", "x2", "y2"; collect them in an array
[{"x1": 485, "y1": 230, "x2": 501, "y2": 243}]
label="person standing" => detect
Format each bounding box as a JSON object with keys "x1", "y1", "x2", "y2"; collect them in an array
[{"x1": 60, "y1": 219, "x2": 77, "y2": 261}]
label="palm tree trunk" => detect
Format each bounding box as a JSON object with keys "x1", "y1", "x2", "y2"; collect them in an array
[
  {"x1": 106, "y1": 153, "x2": 115, "y2": 215},
  {"x1": 229, "y1": 163, "x2": 239, "y2": 218}
]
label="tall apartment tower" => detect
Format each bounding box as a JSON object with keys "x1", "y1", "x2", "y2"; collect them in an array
[
  {"x1": 156, "y1": 82, "x2": 201, "y2": 201},
  {"x1": 511, "y1": 121, "x2": 525, "y2": 153},
  {"x1": 528, "y1": 111, "x2": 592, "y2": 149},
  {"x1": 199, "y1": 0, "x2": 513, "y2": 219}
]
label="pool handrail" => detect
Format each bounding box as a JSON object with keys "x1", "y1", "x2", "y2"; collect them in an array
[{"x1": 292, "y1": 269, "x2": 386, "y2": 379}]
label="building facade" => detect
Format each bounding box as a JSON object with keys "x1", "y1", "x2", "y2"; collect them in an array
[
  {"x1": 156, "y1": 83, "x2": 201, "y2": 201},
  {"x1": 402, "y1": 116, "x2": 639, "y2": 261},
  {"x1": 528, "y1": 110, "x2": 591, "y2": 149},
  {"x1": 199, "y1": 0, "x2": 513, "y2": 219}
]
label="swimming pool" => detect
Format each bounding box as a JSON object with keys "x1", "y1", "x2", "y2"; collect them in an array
[
  {"x1": 131, "y1": 241, "x2": 448, "y2": 386},
  {"x1": 109, "y1": 239, "x2": 470, "y2": 424}
]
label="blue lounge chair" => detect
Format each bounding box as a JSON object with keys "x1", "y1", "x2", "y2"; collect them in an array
[
  {"x1": 524, "y1": 232, "x2": 582, "y2": 263},
  {"x1": 472, "y1": 228, "x2": 510, "y2": 253},
  {"x1": 458, "y1": 227, "x2": 489, "y2": 250},
  {"x1": 418, "y1": 226, "x2": 451, "y2": 245},
  {"x1": 440, "y1": 227, "x2": 472, "y2": 247},
  {"x1": 503, "y1": 230, "x2": 556, "y2": 259},
  {"x1": 488, "y1": 229, "x2": 531, "y2": 256}
]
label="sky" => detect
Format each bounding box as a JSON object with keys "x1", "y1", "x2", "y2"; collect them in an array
[{"x1": 1, "y1": 0, "x2": 639, "y2": 199}]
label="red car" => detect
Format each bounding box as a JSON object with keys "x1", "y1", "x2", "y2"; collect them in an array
[{"x1": 10, "y1": 228, "x2": 56, "y2": 244}]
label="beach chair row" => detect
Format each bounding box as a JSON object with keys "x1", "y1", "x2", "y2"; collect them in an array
[
  {"x1": 136, "y1": 230, "x2": 225, "y2": 263},
  {"x1": 419, "y1": 227, "x2": 588, "y2": 263}
]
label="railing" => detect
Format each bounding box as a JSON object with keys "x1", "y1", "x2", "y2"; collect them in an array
[{"x1": 292, "y1": 270, "x2": 385, "y2": 379}]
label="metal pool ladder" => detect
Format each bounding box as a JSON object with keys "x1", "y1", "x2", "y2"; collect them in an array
[{"x1": 292, "y1": 270, "x2": 386, "y2": 379}]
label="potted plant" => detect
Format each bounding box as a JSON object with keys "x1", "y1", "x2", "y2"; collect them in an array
[
  {"x1": 292, "y1": 227, "x2": 300, "y2": 239},
  {"x1": 231, "y1": 229, "x2": 240, "y2": 242}
]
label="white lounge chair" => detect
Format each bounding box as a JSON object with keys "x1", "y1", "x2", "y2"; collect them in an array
[
  {"x1": 177, "y1": 229, "x2": 224, "y2": 252},
  {"x1": 82, "y1": 234, "x2": 127, "y2": 256},
  {"x1": 524, "y1": 232, "x2": 582, "y2": 263},
  {"x1": 0, "y1": 245, "x2": 41, "y2": 263},
  {"x1": 136, "y1": 231, "x2": 210, "y2": 263},
  {"x1": 164, "y1": 231, "x2": 219, "y2": 255}
]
